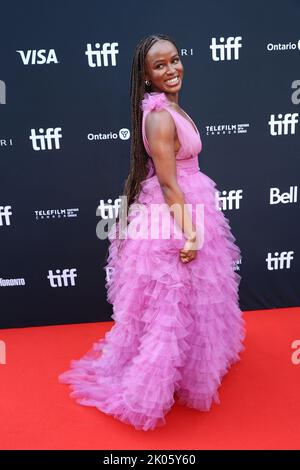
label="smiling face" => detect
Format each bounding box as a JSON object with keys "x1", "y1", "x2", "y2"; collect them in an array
[{"x1": 144, "y1": 39, "x2": 184, "y2": 96}]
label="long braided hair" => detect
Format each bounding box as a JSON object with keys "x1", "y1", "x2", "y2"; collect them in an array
[
  {"x1": 102, "y1": 33, "x2": 179, "y2": 263},
  {"x1": 124, "y1": 33, "x2": 179, "y2": 213}
]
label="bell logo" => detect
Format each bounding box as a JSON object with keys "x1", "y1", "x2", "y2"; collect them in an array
[{"x1": 270, "y1": 186, "x2": 298, "y2": 204}]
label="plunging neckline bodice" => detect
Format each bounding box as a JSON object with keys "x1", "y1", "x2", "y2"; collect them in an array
[
  {"x1": 141, "y1": 91, "x2": 202, "y2": 163},
  {"x1": 167, "y1": 104, "x2": 199, "y2": 137}
]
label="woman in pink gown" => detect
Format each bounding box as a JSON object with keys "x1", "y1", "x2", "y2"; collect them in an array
[{"x1": 59, "y1": 34, "x2": 246, "y2": 431}]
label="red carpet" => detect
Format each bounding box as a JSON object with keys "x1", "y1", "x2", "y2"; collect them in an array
[{"x1": 0, "y1": 307, "x2": 299, "y2": 450}]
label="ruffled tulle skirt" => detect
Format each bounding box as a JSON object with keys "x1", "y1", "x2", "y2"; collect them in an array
[{"x1": 59, "y1": 167, "x2": 246, "y2": 431}]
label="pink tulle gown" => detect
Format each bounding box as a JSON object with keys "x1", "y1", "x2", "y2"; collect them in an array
[{"x1": 58, "y1": 91, "x2": 246, "y2": 431}]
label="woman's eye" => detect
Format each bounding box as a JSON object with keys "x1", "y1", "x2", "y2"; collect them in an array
[{"x1": 156, "y1": 58, "x2": 179, "y2": 69}]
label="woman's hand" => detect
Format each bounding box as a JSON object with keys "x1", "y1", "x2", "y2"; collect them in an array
[{"x1": 179, "y1": 235, "x2": 199, "y2": 264}]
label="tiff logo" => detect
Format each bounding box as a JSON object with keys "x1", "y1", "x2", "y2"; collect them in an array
[
  {"x1": 270, "y1": 186, "x2": 298, "y2": 205},
  {"x1": 210, "y1": 36, "x2": 242, "y2": 61},
  {"x1": 35, "y1": 208, "x2": 79, "y2": 220},
  {"x1": 97, "y1": 198, "x2": 121, "y2": 219},
  {"x1": 0, "y1": 206, "x2": 12, "y2": 226},
  {"x1": 269, "y1": 113, "x2": 299, "y2": 135},
  {"x1": 266, "y1": 251, "x2": 294, "y2": 270},
  {"x1": 0, "y1": 80, "x2": 6, "y2": 104},
  {"x1": 96, "y1": 198, "x2": 122, "y2": 240},
  {"x1": 0, "y1": 340, "x2": 6, "y2": 365},
  {"x1": 85, "y1": 42, "x2": 119, "y2": 67},
  {"x1": 217, "y1": 189, "x2": 243, "y2": 210},
  {"x1": 47, "y1": 268, "x2": 77, "y2": 287},
  {"x1": 16, "y1": 49, "x2": 59, "y2": 65},
  {"x1": 29, "y1": 127, "x2": 62, "y2": 150}
]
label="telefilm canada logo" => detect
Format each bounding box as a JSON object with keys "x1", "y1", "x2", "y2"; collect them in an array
[
  {"x1": 35, "y1": 208, "x2": 79, "y2": 220},
  {"x1": 206, "y1": 122, "x2": 249, "y2": 136}
]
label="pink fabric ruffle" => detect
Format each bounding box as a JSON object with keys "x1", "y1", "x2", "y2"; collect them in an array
[
  {"x1": 141, "y1": 92, "x2": 170, "y2": 112},
  {"x1": 58, "y1": 168, "x2": 246, "y2": 431},
  {"x1": 58, "y1": 91, "x2": 246, "y2": 432}
]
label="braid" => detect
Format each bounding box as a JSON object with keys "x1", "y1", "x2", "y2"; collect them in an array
[
  {"x1": 124, "y1": 33, "x2": 179, "y2": 210},
  {"x1": 103, "y1": 33, "x2": 179, "y2": 260}
]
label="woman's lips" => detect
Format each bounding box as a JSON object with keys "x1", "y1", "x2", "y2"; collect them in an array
[{"x1": 165, "y1": 76, "x2": 180, "y2": 86}]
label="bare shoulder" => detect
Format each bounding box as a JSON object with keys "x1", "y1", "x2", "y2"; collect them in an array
[{"x1": 145, "y1": 108, "x2": 175, "y2": 139}]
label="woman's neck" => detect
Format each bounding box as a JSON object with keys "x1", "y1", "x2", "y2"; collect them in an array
[
  {"x1": 150, "y1": 89, "x2": 179, "y2": 106},
  {"x1": 164, "y1": 92, "x2": 179, "y2": 105}
]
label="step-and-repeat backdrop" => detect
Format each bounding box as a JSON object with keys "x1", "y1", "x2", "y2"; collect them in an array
[{"x1": 0, "y1": 1, "x2": 299, "y2": 328}]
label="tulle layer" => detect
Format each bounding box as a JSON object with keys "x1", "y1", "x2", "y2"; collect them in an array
[{"x1": 59, "y1": 168, "x2": 246, "y2": 431}]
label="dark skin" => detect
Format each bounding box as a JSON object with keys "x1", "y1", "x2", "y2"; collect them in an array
[{"x1": 144, "y1": 39, "x2": 199, "y2": 264}]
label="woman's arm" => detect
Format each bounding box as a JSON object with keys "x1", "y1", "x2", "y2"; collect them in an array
[{"x1": 145, "y1": 109, "x2": 197, "y2": 242}]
